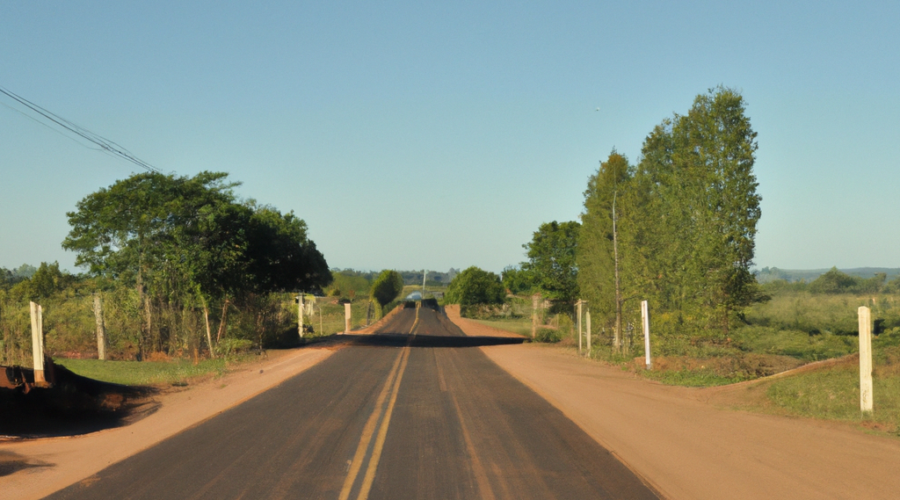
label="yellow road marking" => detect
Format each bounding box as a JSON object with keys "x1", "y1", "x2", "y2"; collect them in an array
[
  {"x1": 356, "y1": 346, "x2": 411, "y2": 499},
  {"x1": 339, "y1": 316, "x2": 417, "y2": 500},
  {"x1": 338, "y1": 348, "x2": 405, "y2": 500}
]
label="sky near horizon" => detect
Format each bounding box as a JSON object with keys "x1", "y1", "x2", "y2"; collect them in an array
[{"x1": 1, "y1": 1, "x2": 898, "y2": 275}]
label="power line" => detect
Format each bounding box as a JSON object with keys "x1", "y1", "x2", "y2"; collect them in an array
[{"x1": 0, "y1": 85, "x2": 162, "y2": 174}]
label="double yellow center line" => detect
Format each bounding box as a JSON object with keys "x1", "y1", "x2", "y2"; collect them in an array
[{"x1": 338, "y1": 322, "x2": 416, "y2": 500}]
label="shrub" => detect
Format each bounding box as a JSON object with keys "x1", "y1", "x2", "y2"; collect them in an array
[{"x1": 534, "y1": 328, "x2": 562, "y2": 343}]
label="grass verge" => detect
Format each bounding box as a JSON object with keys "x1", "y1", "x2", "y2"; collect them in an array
[
  {"x1": 470, "y1": 318, "x2": 534, "y2": 337},
  {"x1": 642, "y1": 369, "x2": 747, "y2": 387},
  {"x1": 54, "y1": 357, "x2": 251, "y2": 387},
  {"x1": 759, "y1": 348, "x2": 900, "y2": 434}
]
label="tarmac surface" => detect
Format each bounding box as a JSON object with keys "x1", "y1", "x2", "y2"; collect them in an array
[{"x1": 46, "y1": 305, "x2": 658, "y2": 500}]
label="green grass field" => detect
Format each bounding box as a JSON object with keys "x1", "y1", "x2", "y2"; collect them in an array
[{"x1": 55, "y1": 357, "x2": 237, "y2": 386}]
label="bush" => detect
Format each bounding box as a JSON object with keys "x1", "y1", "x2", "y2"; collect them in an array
[{"x1": 534, "y1": 328, "x2": 562, "y2": 343}]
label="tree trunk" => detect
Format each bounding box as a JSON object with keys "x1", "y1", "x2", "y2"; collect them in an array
[
  {"x1": 613, "y1": 190, "x2": 623, "y2": 354},
  {"x1": 216, "y1": 298, "x2": 230, "y2": 344},
  {"x1": 203, "y1": 304, "x2": 216, "y2": 358}
]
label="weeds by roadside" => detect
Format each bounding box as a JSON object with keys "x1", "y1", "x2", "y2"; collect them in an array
[{"x1": 54, "y1": 355, "x2": 263, "y2": 387}]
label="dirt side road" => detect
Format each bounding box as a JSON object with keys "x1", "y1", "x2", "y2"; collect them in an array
[
  {"x1": 447, "y1": 309, "x2": 900, "y2": 500},
  {"x1": 0, "y1": 348, "x2": 333, "y2": 500}
]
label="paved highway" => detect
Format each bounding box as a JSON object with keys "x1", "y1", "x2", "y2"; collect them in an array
[{"x1": 48, "y1": 305, "x2": 658, "y2": 499}]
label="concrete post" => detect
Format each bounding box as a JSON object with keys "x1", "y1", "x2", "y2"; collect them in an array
[
  {"x1": 531, "y1": 294, "x2": 539, "y2": 340},
  {"x1": 298, "y1": 294, "x2": 305, "y2": 339},
  {"x1": 586, "y1": 310, "x2": 592, "y2": 357},
  {"x1": 641, "y1": 300, "x2": 652, "y2": 370},
  {"x1": 344, "y1": 302, "x2": 352, "y2": 334},
  {"x1": 577, "y1": 300, "x2": 583, "y2": 355},
  {"x1": 858, "y1": 306, "x2": 873, "y2": 413},
  {"x1": 30, "y1": 301, "x2": 45, "y2": 383},
  {"x1": 93, "y1": 294, "x2": 107, "y2": 360}
]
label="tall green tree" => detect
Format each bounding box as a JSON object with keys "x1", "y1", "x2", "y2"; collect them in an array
[
  {"x1": 523, "y1": 221, "x2": 580, "y2": 313},
  {"x1": 578, "y1": 152, "x2": 633, "y2": 349}
]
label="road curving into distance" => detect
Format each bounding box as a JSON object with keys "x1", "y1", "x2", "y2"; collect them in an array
[{"x1": 48, "y1": 304, "x2": 658, "y2": 500}]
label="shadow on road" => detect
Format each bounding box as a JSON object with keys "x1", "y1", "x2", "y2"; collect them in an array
[{"x1": 341, "y1": 334, "x2": 526, "y2": 348}]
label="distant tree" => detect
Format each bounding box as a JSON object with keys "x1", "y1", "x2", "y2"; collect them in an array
[
  {"x1": 12, "y1": 264, "x2": 37, "y2": 279},
  {"x1": 808, "y1": 268, "x2": 857, "y2": 294},
  {"x1": 326, "y1": 271, "x2": 372, "y2": 298},
  {"x1": 501, "y1": 265, "x2": 535, "y2": 295},
  {"x1": 370, "y1": 270, "x2": 404, "y2": 313},
  {"x1": 578, "y1": 151, "x2": 632, "y2": 349},
  {"x1": 13, "y1": 262, "x2": 74, "y2": 301},
  {"x1": 444, "y1": 267, "x2": 505, "y2": 306},
  {"x1": 523, "y1": 221, "x2": 580, "y2": 313}
]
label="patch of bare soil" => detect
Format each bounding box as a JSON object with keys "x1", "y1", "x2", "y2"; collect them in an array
[{"x1": 448, "y1": 313, "x2": 900, "y2": 500}]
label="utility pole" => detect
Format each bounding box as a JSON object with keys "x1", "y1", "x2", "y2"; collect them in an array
[{"x1": 422, "y1": 270, "x2": 427, "y2": 300}]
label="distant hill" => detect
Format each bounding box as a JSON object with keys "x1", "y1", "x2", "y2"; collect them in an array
[{"x1": 755, "y1": 267, "x2": 900, "y2": 283}]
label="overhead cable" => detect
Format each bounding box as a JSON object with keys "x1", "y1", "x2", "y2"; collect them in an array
[{"x1": 0, "y1": 85, "x2": 162, "y2": 174}]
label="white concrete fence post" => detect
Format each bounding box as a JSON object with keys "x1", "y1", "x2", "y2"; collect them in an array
[
  {"x1": 30, "y1": 301, "x2": 45, "y2": 383},
  {"x1": 344, "y1": 302, "x2": 352, "y2": 335},
  {"x1": 858, "y1": 306, "x2": 874, "y2": 414},
  {"x1": 576, "y1": 300, "x2": 583, "y2": 355},
  {"x1": 93, "y1": 293, "x2": 107, "y2": 360},
  {"x1": 641, "y1": 300, "x2": 652, "y2": 370},
  {"x1": 298, "y1": 293, "x2": 305, "y2": 339},
  {"x1": 586, "y1": 309, "x2": 592, "y2": 357}
]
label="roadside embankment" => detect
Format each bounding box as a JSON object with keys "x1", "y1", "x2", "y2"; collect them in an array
[{"x1": 447, "y1": 312, "x2": 900, "y2": 500}]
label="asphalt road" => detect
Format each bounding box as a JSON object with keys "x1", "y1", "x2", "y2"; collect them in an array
[{"x1": 47, "y1": 305, "x2": 658, "y2": 500}]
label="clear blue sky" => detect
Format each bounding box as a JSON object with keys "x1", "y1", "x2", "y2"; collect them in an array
[{"x1": 2, "y1": 1, "x2": 898, "y2": 274}]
